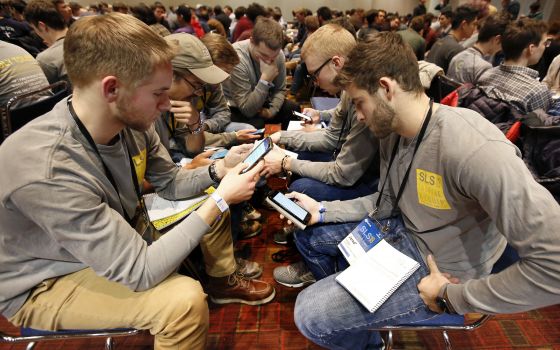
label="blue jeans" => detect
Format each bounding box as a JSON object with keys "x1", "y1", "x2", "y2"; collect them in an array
[
  {"x1": 294, "y1": 216, "x2": 439, "y2": 349},
  {"x1": 289, "y1": 177, "x2": 375, "y2": 202}
]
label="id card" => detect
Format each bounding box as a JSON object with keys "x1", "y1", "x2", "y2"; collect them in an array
[{"x1": 338, "y1": 217, "x2": 384, "y2": 265}]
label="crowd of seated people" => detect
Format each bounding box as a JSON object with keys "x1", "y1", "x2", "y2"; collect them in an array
[{"x1": 1, "y1": 1, "x2": 560, "y2": 349}]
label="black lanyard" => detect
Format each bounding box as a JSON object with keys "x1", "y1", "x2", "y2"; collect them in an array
[
  {"x1": 332, "y1": 113, "x2": 349, "y2": 160},
  {"x1": 68, "y1": 100, "x2": 141, "y2": 223},
  {"x1": 375, "y1": 99, "x2": 433, "y2": 213},
  {"x1": 164, "y1": 111, "x2": 176, "y2": 137}
]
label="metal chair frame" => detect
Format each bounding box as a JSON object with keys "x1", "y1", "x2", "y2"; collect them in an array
[
  {"x1": 1, "y1": 327, "x2": 140, "y2": 350},
  {"x1": 373, "y1": 314, "x2": 491, "y2": 350}
]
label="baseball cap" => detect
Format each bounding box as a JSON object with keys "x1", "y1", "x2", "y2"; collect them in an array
[{"x1": 165, "y1": 33, "x2": 229, "y2": 85}]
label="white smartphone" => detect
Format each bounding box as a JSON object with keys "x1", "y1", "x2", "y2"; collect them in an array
[{"x1": 293, "y1": 111, "x2": 312, "y2": 121}]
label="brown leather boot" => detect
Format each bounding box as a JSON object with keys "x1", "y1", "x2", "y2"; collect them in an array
[{"x1": 207, "y1": 271, "x2": 275, "y2": 306}]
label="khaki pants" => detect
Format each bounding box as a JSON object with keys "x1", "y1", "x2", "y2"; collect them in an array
[{"x1": 9, "y1": 212, "x2": 236, "y2": 349}]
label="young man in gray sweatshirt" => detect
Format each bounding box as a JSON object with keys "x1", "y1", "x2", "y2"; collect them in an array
[
  {"x1": 222, "y1": 17, "x2": 299, "y2": 130},
  {"x1": 0, "y1": 13, "x2": 274, "y2": 350},
  {"x1": 278, "y1": 32, "x2": 560, "y2": 349}
]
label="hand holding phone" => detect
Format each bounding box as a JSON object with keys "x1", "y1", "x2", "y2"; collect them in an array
[
  {"x1": 265, "y1": 191, "x2": 311, "y2": 230},
  {"x1": 293, "y1": 110, "x2": 312, "y2": 122},
  {"x1": 240, "y1": 137, "x2": 273, "y2": 174},
  {"x1": 249, "y1": 128, "x2": 265, "y2": 135},
  {"x1": 210, "y1": 149, "x2": 229, "y2": 160}
]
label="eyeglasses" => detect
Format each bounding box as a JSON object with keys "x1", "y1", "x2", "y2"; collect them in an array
[
  {"x1": 307, "y1": 58, "x2": 332, "y2": 84},
  {"x1": 182, "y1": 76, "x2": 206, "y2": 95}
]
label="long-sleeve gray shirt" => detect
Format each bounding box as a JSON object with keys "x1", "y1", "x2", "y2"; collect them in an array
[
  {"x1": 0, "y1": 98, "x2": 216, "y2": 318},
  {"x1": 278, "y1": 92, "x2": 379, "y2": 186},
  {"x1": 322, "y1": 104, "x2": 560, "y2": 315},
  {"x1": 222, "y1": 39, "x2": 287, "y2": 118}
]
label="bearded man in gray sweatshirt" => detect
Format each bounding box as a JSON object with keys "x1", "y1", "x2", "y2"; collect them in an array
[{"x1": 277, "y1": 32, "x2": 560, "y2": 350}]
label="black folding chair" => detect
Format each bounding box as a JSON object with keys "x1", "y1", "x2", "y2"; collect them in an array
[{"x1": 1, "y1": 81, "x2": 69, "y2": 144}]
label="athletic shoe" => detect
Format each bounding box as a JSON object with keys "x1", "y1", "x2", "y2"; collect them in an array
[{"x1": 273, "y1": 261, "x2": 316, "y2": 288}]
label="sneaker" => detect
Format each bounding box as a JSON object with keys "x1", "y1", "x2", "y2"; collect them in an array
[
  {"x1": 273, "y1": 226, "x2": 295, "y2": 245},
  {"x1": 235, "y1": 257, "x2": 263, "y2": 279},
  {"x1": 238, "y1": 220, "x2": 262, "y2": 240},
  {"x1": 207, "y1": 272, "x2": 275, "y2": 306},
  {"x1": 273, "y1": 261, "x2": 316, "y2": 288},
  {"x1": 241, "y1": 203, "x2": 262, "y2": 222}
]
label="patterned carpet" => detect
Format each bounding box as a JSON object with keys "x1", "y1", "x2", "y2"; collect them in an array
[{"x1": 1, "y1": 204, "x2": 560, "y2": 349}]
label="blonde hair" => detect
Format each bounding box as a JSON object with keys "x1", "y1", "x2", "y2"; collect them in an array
[
  {"x1": 301, "y1": 23, "x2": 356, "y2": 62},
  {"x1": 64, "y1": 12, "x2": 176, "y2": 88},
  {"x1": 200, "y1": 33, "x2": 240, "y2": 70}
]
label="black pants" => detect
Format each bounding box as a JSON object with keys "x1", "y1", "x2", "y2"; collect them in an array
[{"x1": 230, "y1": 99, "x2": 300, "y2": 130}]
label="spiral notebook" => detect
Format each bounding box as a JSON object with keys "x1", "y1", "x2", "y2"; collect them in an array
[{"x1": 335, "y1": 239, "x2": 420, "y2": 313}]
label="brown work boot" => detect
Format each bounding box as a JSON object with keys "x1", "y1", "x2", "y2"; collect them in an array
[{"x1": 207, "y1": 271, "x2": 275, "y2": 306}]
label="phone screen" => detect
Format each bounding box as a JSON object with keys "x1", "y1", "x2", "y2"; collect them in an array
[
  {"x1": 272, "y1": 192, "x2": 308, "y2": 221},
  {"x1": 210, "y1": 149, "x2": 228, "y2": 160},
  {"x1": 241, "y1": 137, "x2": 271, "y2": 173}
]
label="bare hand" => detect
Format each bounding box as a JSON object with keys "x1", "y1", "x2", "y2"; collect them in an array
[
  {"x1": 170, "y1": 100, "x2": 200, "y2": 125},
  {"x1": 284, "y1": 192, "x2": 320, "y2": 225},
  {"x1": 417, "y1": 255, "x2": 458, "y2": 313},
  {"x1": 270, "y1": 131, "x2": 282, "y2": 144},
  {"x1": 261, "y1": 145, "x2": 286, "y2": 177},
  {"x1": 215, "y1": 161, "x2": 263, "y2": 205},
  {"x1": 223, "y1": 144, "x2": 253, "y2": 168},
  {"x1": 302, "y1": 107, "x2": 321, "y2": 124},
  {"x1": 235, "y1": 129, "x2": 262, "y2": 143},
  {"x1": 182, "y1": 150, "x2": 213, "y2": 169},
  {"x1": 260, "y1": 59, "x2": 279, "y2": 82}
]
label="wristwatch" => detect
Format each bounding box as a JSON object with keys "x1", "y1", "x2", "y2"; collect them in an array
[
  {"x1": 208, "y1": 161, "x2": 220, "y2": 183},
  {"x1": 436, "y1": 284, "x2": 457, "y2": 314}
]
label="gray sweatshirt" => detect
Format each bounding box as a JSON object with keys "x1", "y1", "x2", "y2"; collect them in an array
[
  {"x1": 0, "y1": 98, "x2": 215, "y2": 318},
  {"x1": 222, "y1": 39, "x2": 287, "y2": 118},
  {"x1": 278, "y1": 92, "x2": 379, "y2": 186},
  {"x1": 322, "y1": 104, "x2": 560, "y2": 315}
]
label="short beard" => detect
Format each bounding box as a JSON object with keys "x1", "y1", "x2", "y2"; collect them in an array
[
  {"x1": 367, "y1": 92, "x2": 397, "y2": 139},
  {"x1": 115, "y1": 93, "x2": 151, "y2": 132}
]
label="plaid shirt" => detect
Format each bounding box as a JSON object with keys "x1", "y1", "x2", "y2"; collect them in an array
[
  {"x1": 548, "y1": 99, "x2": 560, "y2": 117},
  {"x1": 478, "y1": 64, "x2": 553, "y2": 114}
]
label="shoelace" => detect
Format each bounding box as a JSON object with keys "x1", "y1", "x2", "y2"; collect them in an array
[{"x1": 227, "y1": 271, "x2": 250, "y2": 288}]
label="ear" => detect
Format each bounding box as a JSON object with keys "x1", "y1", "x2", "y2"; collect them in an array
[
  {"x1": 378, "y1": 77, "x2": 395, "y2": 101},
  {"x1": 331, "y1": 55, "x2": 346, "y2": 71},
  {"x1": 101, "y1": 76, "x2": 119, "y2": 103},
  {"x1": 37, "y1": 21, "x2": 47, "y2": 32}
]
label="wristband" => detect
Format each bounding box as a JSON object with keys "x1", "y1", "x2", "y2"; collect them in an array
[
  {"x1": 318, "y1": 203, "x2": 326, "y2": 223},
  {"x1": 210, "y1": 192, "x2": 229, "y2": 213},
  {"x1": 280, "y1": 155, "x2": 290, "y2": 173},
  {"x1": 259, "y1": 79, "x2": 275, "y2": 88}
]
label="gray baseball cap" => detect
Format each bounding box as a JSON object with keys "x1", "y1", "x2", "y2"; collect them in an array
[{"x1": 165, "y1": 33, "x2": 228, "y2": 85}]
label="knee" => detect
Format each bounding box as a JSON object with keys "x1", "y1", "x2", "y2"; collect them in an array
[
  {"x1": 157, "y1": 275, "x2": 209, "y2": 329},
  {"x1": 294, "y1": 288, "x2": 325, "y2": 343}
]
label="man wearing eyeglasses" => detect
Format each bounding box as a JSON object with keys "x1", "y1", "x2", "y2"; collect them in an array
[
  {"x1": 262, "y1": 24, "x2": 379, "y2": 204},
  {"x1": 222, "y1": 17, "x2": 300, "y2": 130}
]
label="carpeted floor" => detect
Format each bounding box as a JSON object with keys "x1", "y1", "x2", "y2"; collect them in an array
[{"x1": 2, "y1": 202, "x2": 560, "y2": 350}]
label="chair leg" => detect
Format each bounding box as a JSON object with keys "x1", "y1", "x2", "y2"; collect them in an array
[
  {"x1": 383, "y1": 330, "x2": 393, "y2": 350},
  {"x1": 105, "y1": 336, "x2": 114, "y2": 350},
  {"x1": 25, "y1": 342, "x2": 36, "y2": 350},
  {"x1": 442, "y1": 330, "x2": 452, "y2": 350}
]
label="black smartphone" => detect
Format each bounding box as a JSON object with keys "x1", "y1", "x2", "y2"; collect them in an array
[
  {"x1": 265, "y1": 191, "x2": 311, "y2": 230},
  {"x1": 240, "y1": 137, "x2": 273, "y2": 174}
]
